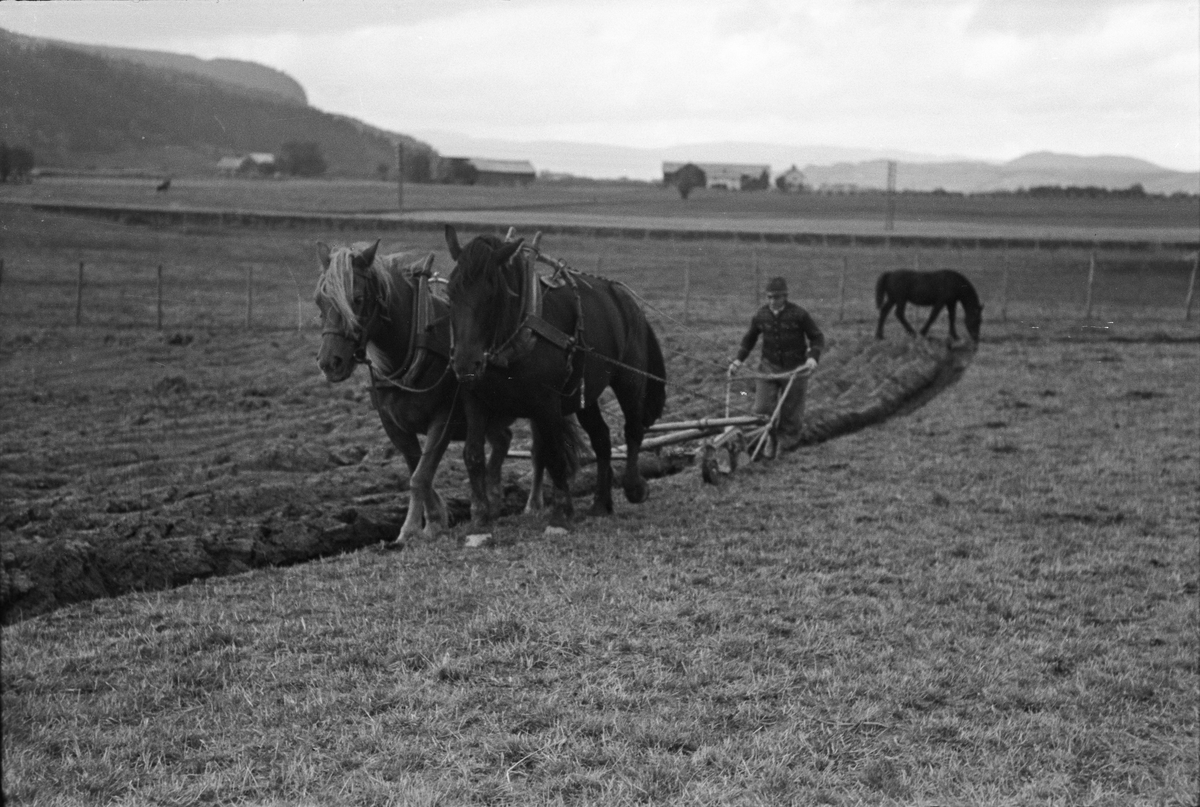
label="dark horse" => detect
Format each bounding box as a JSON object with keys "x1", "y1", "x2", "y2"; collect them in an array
[
  {"x1": 444, "y1": 226, "x2": 667, "y2": 532},
  {"x1": 314, "y1": 240, "x2": 514, "y2": 543},
  {"x1": 875, "y1": 269, "x2": 983, "y2": 341}
]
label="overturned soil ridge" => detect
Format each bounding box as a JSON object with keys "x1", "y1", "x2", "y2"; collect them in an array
[{"x1": 1, "y1": 334, "x2": 967, "y2": 624}]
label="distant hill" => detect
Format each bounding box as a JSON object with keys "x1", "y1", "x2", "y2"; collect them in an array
[
  {"x1": 66, "y1": 42, "x2": 308, "y2": 106},
  {"x1": 0, "y1": 28, "x2": 433, "y2": 179},
  {"x1": 417, "y1": 130, "x2": 954, "y2": 182},
  {"x1": 801, "y1": 152, "x2": 1199, "y2": 196},
  {"x1": 420, "y1": 131, "x2": 1199, "y2": 195}
]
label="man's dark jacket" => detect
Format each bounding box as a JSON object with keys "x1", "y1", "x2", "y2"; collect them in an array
[{"x1": 736, "y1": 301, "x2": 825, "y2": 369}]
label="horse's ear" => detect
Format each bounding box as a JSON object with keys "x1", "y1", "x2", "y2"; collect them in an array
[
  {"x1": 360, "y1": 239, "x2": 380, "y2": 267},
  {"x1": 421, "y1": 252, "x2": 436, "y2": 273},
  {"x1": 495, "y1": 238, "x2": 523, "y2": 266},
  {"x1": 444, "y1": 225, "x2": 462, "y2": 261},
  {"x1": 316, "y1": 241, "x2": 332, "y2": 270}
]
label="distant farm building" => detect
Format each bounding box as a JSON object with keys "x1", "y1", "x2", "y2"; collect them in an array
[
  {"x1": 663, "y1": 162, "x2": 771, "y2": 191},
  {"x1": 438, "y1": 157, "x2": 536, "y2": 187},
  {"x1": 776, "y1": 165, "x2": 807, "y2": 193},
  {"x1": 216, "y1": 153, "x2": 276, "y2": 177}
]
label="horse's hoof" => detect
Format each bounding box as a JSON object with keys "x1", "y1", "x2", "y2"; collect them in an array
[
  {"x1": 623, "y1": 480, "x2": 649, "y2": 504},
  {"x1": 544, "y1": 526, "x2": 569, "y2": 537},
  {"x1": 587, "y1": 501, "x2": 614, "y2": 517},
  {"x1": 464, "y1": 533, "x2": 492, "y2": 548},
  {"x1": 381, "y1": 537, "x2": 407, "y2": 553}
]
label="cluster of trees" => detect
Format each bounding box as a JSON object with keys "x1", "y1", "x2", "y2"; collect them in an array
[
  {"x1": 982, "y1": 184, "x2": 1195, "y2": 200},
  {"x1": 276, "y1": 141, "x2": 327, "y2": 177},
  {"x1": 0, "y1": 142, "x2": 35, "y2": 183},
  {"x1": 1018, "y1": 183, "x2": 1149, "y2": 199}
]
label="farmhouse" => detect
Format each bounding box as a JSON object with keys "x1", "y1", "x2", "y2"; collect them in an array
[
  {"x1": 438, "y1": 157, "x2": 536, "y2": 187},
  {"x1": 776, "y1": 165, "x2": 807, "y2": 192},
  {"x1": 663, "y1": 162, "x2": 771, "y2": 191},
  {"x1": 216, "y1": 153, "x2": 277, "y2": 177}
]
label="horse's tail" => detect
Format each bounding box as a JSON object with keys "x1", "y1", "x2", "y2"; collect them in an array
[
  {"x1": 642, "y1": 325, "x2": 667, "y2": 428},
  {"x1": 531, "y1": 409, "x2": 584, "y2": 481},
  {"x1": 560, "y1": 415, "x2": 583, "y2": 479},
  {"x1": 875, "y1": 271, "x2": 890, "y2": 309}
]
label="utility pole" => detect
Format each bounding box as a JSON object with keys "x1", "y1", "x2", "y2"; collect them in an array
[
  {"x1": 396, "y1": 143, "x2": 405, "y2": 212},
  {"x1": 885, "y1": 160, "x2": 897, "y2": 232}
]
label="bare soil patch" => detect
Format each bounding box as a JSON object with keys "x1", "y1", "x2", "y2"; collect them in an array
[{"x1": 0, "y1": 321, "x2": 961, "y2": 623}]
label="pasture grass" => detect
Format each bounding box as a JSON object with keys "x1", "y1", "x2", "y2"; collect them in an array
[
  {"x1": 3, "y1": 322, "x2": 1197, "y2": 805},
  {"x1": 5, "y1": 175, "x2": 1199, "y2": 233}
]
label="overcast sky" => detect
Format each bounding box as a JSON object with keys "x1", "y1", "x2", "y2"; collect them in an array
[{"x1": 2, "y1": 0, "x2": 1197, "y2": 173}]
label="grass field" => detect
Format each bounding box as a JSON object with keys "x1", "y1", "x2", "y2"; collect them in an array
[
  {"x1": 1, "y1": 191, "x2": 1198, "y2": 805},
  {"x1": 5, "y1": 175, "x2": 1200, "y2": 233}
]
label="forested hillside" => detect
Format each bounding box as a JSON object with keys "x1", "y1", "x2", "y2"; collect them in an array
[{"x1": 0, "y1": 29, "x2": 435, "y2": 179}]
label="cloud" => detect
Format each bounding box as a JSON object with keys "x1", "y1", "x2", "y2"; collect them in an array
[{"x1": 1, "y1": 0, "x2": 1196, "y2": 169}]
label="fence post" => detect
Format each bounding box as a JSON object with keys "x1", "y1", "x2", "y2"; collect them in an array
[
  {"x1": 1000, "y1": 255, "x2": 1010, "y2": 323},
  {"x1": 683, "y1": 259, "x2": 691, "y2": 325},
  {"x1": 245, "y1": 265, "x2": 254, "y2": 329},
  {"x1": 1085, "y1": 252, "x2": 1096, "y2": 319},
  {"x1": 1185, "y1": 252, "x2": 1198, "y2": 321},
  {"x1": 752, "y1": 250, "x2": 760, "y2": 307},
  {"x1": 838, "y1": 256, "x2": 847, "y2": 323},
  {"x1": 75, "y1": 261, "x2": 84, "y2": 326},
  {"x1": 396, "y1": 143, "x2": 405, "y2": 212}
]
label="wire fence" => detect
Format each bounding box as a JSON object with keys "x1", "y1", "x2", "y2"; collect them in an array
[{"x1": 1, "y1": 239, "x2": 1197, "y2": 334}]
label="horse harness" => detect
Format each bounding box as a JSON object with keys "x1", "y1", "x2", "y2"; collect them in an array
[
  {"x1": 323, "y1": 254, "x2": 451, "y2": 394},
  {"x1": 484, "y1": 245, "x2": 588, "y2": 403}
]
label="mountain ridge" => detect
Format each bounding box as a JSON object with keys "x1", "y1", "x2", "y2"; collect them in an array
[{"x1": 0, "y1": 27, "x2": 434, "y2": 179}]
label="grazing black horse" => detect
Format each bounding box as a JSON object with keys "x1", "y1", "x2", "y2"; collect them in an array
[
  {"x1": 444, "y1": 225, "x2": 667, "y2": 532},
  {"x1": 875, "y1": 269, "x2": 983, "y2": 341},
  {"x1": 314, "y1": 240, "x2": 514, "y2": 543}
]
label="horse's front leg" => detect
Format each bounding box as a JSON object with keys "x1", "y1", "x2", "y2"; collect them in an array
[
  {"x1": 875, "y1": 299, "x2": 895, "y2": 338},
  {"x1": 525, "y1": 454, "x2": 545, "y2": 514},
  {"x1": 944, "y1": 302, "x2": 960, "y2": 340},
  {"x1": 893, "y1": 302, "x2": 917, "y2": 336},
  {"x1": 919, "y1": 304, "x2": 945, "y2": 336},
  {"x1": 388, "y1": 429, "x2": 427, "y2": 543},
  {"x1": 577, "y1": 403, "x2": 614, "y2": 515},
  {"x1": 460, "y1": 395, "x2": 494, "y2": 532},
  {"x1": 484, "y1": 418, "x2": 513, "y2": 520},
  {"x1": 399, "y1": 412, "x2": 454, "y2": 543}
]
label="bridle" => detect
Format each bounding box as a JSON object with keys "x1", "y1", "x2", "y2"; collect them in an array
[
  {"x1": 321, "y1": 263, "x2": 384, "y2": 366},
  {"x1": 320, "y1": 253, "x2": 450, "y2": 394}
]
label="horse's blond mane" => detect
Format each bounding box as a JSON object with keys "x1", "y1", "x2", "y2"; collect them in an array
[{"x1": 315, "y1": 243, "x2": 425, "y2": 332}]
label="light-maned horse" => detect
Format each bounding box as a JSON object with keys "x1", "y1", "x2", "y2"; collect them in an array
[
  {"x1": 875, "y1": 269, "x2": 983, "y2": 342},
  {"x1": 314, "y1": 240, "x2": 514, "y2": 543},
  {"x1": 443, "y1": 226, "x2": 667, "y2": 532}
]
